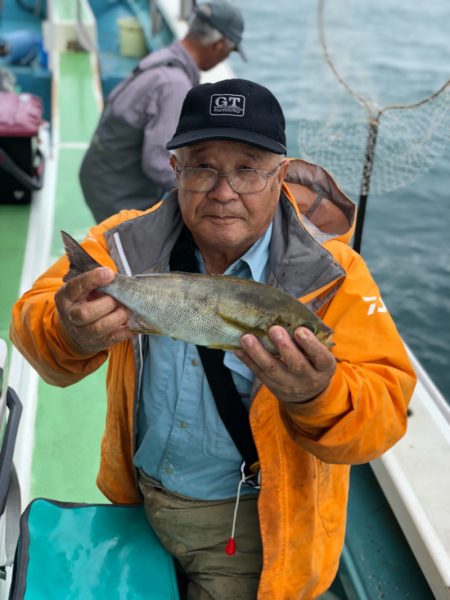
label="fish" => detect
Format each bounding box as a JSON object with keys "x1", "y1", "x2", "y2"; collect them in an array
[{"x1": 61, "y1": 231, "x2": 334, "y2": 352}]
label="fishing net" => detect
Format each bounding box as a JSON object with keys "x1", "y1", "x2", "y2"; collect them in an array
[{"x1": 295, "y1": 0, "x2": 450, "y2": 199}]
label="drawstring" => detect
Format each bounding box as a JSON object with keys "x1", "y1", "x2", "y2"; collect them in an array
[{"x1": 225, "y1": 462, "x2": 260, "y2": 556}]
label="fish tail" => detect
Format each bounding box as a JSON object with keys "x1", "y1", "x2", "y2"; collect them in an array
[{"x1": 61, "y1": 230, "x2": 102, "y2": 282}]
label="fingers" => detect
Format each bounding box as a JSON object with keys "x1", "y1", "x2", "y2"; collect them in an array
[
  {"x1": 235, "y1": 335, "x2": 285, "y2": 379},
  {"x1": 55, "y1": 269, "x2": 133, "y2": 355},
  {"x1": 292, "y1": 327, "x2": 336, "y2": 373},
  {"x1": 69, "y1": 294, "x2": 121, "y2": 326},
  {"x1": 58, "y1": 302, "x2": 132, "y2": 355},
  {"x1": 56, "y1": 269, "x2": 119, "y2": 329},
  {"x1": 240, "y1": 326, "x2": 334, "y2": 375},
  {"x1": 74, "y1": 305, "x2": 130, "y2": 338},
  {"x1": 62, "y1": 268, "x2": 115, "y2": 303},
  {"x1": 235, "y1": 325, "x2": 336, "y2": 404}
]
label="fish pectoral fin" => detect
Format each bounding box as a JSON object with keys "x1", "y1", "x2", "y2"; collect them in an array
[
  {"x1": 128, "y1": 314, "x2": 162, "y2": 335},
  {"x1": 216, "y1": 312, "x2": 266, "y2": 337},
  {"x1": 272, "y1": 315, "x2": 290, "y2": 327},
  {"x1": 206, "y1": 343, "x2": 241, "y2": 350}
]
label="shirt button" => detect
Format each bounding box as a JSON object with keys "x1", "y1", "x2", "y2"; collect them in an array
[
  {"x1": 179, "y1": 421, "x2": 189, "y2": 429},
  {"x1": 191, "y1": 359, "x2": 199, "y2": 366}
]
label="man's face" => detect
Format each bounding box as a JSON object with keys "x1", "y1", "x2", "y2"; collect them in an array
[
  {"x1": 199, "y1": 39, "x2": 234, "y2": 71},
  {"x1": 172, "y1": 140, "x2": 288, "y2": 261}
]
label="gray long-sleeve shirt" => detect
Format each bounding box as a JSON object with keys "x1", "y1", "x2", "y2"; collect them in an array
[{"x1": 79, "y1": 43, "x2": 200, "y2": 223}]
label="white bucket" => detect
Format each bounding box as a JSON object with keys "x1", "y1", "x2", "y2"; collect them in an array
[{"x1": 117, "y1": 16, "x2": 147, "y2": 58}]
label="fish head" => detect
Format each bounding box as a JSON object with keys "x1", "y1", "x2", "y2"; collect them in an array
[
  {"x1": 310, "y1": 326, "x2": 335, "y2": 349},
  {"x1": 270, "y1": 312, "x2": 334, "y2": 350}
]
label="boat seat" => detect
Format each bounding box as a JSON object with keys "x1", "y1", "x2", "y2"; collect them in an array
[{"x1": 9, "y1": 499, "x2": 180, "y2": 599}]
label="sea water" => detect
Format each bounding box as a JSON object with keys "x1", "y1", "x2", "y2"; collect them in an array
[{"x1": 230, "y1": 0, "x2": 450, "y2": 399}]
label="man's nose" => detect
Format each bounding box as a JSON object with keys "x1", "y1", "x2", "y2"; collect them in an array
[{"x1": 209, "y1": 174, "x2": 238, "y2": 200}]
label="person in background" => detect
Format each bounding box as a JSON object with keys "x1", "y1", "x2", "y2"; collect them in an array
[
  {"x1": 79, "y1": 0, "x2": 245, "y2": 224},
  {"x1": 11, "y1": 78, "x2": 416, "y2": 599}
]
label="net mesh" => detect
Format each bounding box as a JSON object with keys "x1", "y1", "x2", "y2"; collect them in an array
[{"x1": 295, "y1": 0, "x2": 450, "y2": 196}]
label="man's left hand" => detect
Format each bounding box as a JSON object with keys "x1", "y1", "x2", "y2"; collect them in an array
[{"x1": 235, "y1": 326, "x2": 336, "y2": 404}]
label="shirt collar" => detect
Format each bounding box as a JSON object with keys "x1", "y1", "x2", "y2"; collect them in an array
[
  {"x1": 196, "y1": 223, "x2": 272, "y2": 281},
  {"x1": 225, "y1": 222, "x2": 273, "y2": 283}
]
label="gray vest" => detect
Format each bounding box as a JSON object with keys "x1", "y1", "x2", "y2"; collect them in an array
[{"x1": 79, "y1": 58, "x2": 186, "y2": 223}]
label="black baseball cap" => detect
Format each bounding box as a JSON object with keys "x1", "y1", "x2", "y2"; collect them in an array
[
  {"x1": 194, "y1": 0, "x2": 246, "y2": 61},
  {"x1": 166, "y1": 79, "x2": 286, "y2": 154}
]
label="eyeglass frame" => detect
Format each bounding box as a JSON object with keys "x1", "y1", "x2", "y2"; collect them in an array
[{"x1": 175, "y1": 161, "x2": 287, "y2": 195}]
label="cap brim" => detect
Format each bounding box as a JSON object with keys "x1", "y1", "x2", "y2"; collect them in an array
[
  {"x1": 167, "y1": 127, "x2": 286, "y2": 154},
  {"x1": 235, "y1": 44, "x2": 247, "y2": 62},
  {"x1": 194, "y1": 6, "x2": 246, "y2": 61}
]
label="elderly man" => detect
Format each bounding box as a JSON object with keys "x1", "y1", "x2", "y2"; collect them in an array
[
  {"x1": 79, "y1": 0, "x2": 246, "y2": 223},
  {"x1": 11, "y1": 79, "x2": 415, "y2": 600}
]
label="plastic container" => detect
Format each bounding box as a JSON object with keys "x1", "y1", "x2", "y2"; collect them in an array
[{"x1": 117, "y1": 17, "x2": 147, "y2": 58}]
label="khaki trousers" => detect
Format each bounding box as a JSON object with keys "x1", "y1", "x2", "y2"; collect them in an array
[{"x1": 138, "y1": 471, "x2": 262, "y2": 600}]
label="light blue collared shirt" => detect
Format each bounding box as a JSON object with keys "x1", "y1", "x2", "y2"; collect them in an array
[{"x1": 134, "y1": 223, "x2": 272, "y2": 500}]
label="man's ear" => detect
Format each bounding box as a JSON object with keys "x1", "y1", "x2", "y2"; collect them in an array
[
  {"x1": 214, "y1": 37, "x2": 229, "y2": 59},
  {"x1": 278, "y1": 159, "x2": 290, "y2": 183},
  {"x1": 214, "y1": 37, "x2": 226, "y2": 51},
  {"x1": 169, "y1": 153, "x2": 178, "y2": 171}
]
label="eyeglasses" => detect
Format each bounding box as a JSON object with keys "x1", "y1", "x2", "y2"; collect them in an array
[{"x1": 175, "y1": 164, "x2": 284, "y2": 195}]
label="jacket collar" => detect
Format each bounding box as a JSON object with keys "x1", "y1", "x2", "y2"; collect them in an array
[{"x1": 105, "y1": 190, "x2": 344, "y2": 301}]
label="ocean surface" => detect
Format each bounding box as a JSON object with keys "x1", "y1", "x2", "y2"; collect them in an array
[{"x1": 229, "y1": 0, "x2": 450, "y2": 400}]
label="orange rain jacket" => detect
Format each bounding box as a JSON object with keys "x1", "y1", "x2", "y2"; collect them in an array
[{"x1": 10, "y1": 159, "x2": 416, "y2": 599}]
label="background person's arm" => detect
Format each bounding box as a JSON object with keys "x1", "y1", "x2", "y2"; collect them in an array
[{"x1": 141, "y1": 76, "x2": 192, "y2": 191}]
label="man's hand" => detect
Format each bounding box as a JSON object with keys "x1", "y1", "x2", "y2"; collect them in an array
[
  {"x1": 235, "y1": 325, "x2": 336, "y2": 404},
  {"x1": 55, "y1": 267, "x2": 134, "y2": 355}
]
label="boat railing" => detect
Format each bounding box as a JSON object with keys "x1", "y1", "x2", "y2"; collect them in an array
[
  {"x1": 371, "y1": 345, "x2": 450, "y2": 600},
  {"x1": 43, "y1": 0, "x2": 97, "y2": 58}
]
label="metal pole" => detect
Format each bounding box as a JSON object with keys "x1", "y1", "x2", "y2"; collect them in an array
[{"x1": 353, "y1": 116, "x2": 380, "y2": 254}]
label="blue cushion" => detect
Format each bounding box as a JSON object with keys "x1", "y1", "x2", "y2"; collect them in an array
[{"x1": 11, "y1": 499, "x2": 180, "y2": 599}]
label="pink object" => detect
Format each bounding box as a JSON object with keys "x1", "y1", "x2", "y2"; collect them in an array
[{"x1": 0, "y1": 92, "x2": 43, "y2": 137}]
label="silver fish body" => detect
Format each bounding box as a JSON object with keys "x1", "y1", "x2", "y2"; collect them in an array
[{"x1": 61, "y1": 231, "x2": 333, "y2": 351}]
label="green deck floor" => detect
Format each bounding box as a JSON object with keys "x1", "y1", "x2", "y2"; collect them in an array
[
  {"x1": 0, "y1": 205, "x2": 30, "y2": 344},
  {"x1": 30, "y1": 51, "x2": 107, "y2": 503}
]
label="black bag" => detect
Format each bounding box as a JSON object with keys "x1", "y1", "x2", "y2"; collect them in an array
[{"x1": 0, "y1": 92, "x2": 44, "y2": 204}]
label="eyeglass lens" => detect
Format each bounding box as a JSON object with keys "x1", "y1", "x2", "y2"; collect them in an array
[{"x1": 179, "y1": 168, "x2": 274, "y2": 194}]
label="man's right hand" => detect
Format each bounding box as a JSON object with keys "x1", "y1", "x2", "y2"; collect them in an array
[{"x1": 55, "y1": 267, "x2": 134, "y2": 355}]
